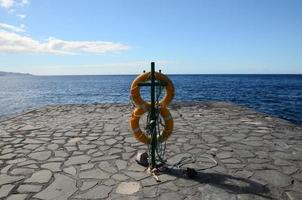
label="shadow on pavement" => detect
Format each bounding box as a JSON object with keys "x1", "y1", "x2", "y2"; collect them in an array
[{"x1": 163, "y1": 167, "x2": 274, "y2": 199}]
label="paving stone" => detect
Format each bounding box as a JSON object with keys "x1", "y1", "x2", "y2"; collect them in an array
[
  {"x1": 47, "y1": 144, "x2": 59, "y2": 150},
  {"x1": 98, "y1": 161, "x2": 117, "y2": 173},
  {"x1": 28, "y1": 151, "x2": 51, "y2": 161},
  {"x1": 34, "y1": 174, "x2": 77, "y2": 200},
  {"x1": 80, "y1": 163, "x2": 94, "y2": 171},
  {"x1": 63, "y1": 166, "x2": 76, "y2": 176},
  {"x1": 80, "y1": 181, "x2": 98, "y2": 191},
  {"x1": 1, "y1": 148, "x2": 14, "y2": 154},
  {"x1": 91, "y1": 151, "x2": 104, "y2": 157},
  {"x1": 105, "y1": 138, "x2": 117, "y2": 145},
  {"x1": 87, "y1": 149, "x2": 98, "y2": 154},
  {"x1": 221, "y1": 158, "x2": 241, "y2": 164},
  {"x1": 75, "y1": 185, "x2": 112, "y2": 199},
  {"x1": 286, "y1": 191, "x2": 302, "y2": 200},
  {"x1": 47, "y1": 157, "x2": 65, "y2": 162},
  {"x1": 0, "y1": 153, "x2": 16, "y2": 159},
  {"x1": 168, "y1": 153, "x2": 192, "y2": 165},
  {"x1": 1, "y1": 103, "x2": 302, "y2": 200},
  {"x1": 17, "y1": 184, "x2": 42, "y2": 193},
  {"x1": 140, "y1": 177, "x2": 159, "y2": 187},
  {"x1": 78, "y1": 144, "x2": 97, "y2": 151},
  {"x1": 112, "y1": 173, "x2": 129, "y2": 181},
  {"x1": 198, "y1": 184, "x2": 237, "y2": 200},
  {"x1": 0, "y1": 184, "x2": 14, "y2": 198},
  {"x1": 202, "y1": 134, "x2": 219, "y2": 143},
  {"x1": 158, "y1": 192, "x2": 184, "y2": 200},
  {"x1": 79, "y1": 168, "x2": 110, "y2": 179},
  {"x1": 143, "y1": 187, "x2": 158, "y2": 198},
  {"x1": 19, "y1": 124, "x2": 42, "y2": 131},
  {"x1": 108, "y1": 147, "x2": 123, "y2": 155},
  {"x1": 216, "y1": 152, "x2": 233, "y2": 159},
  {"x1": 103, "y1": 179, "x2": 116, "y2": 186},
  {"x1": 128, "y1": 162, "x2": 146, "y2": 172},
  {"x1": 234, "y1": 170, "x2": 254, "y2": 178},
  {"x1": 274, "y1": 159, "x2": 293, "y2": 166},
  {"x1": 235, "y1": 149, "x2": 255, "y2": 158},
  {"x1": 124, "y1": 171, "x2": 149, "y2": 181},
  {"x1": 0, "y1": 174, "x2": 24, "y2": 186},
  {"x1": 293, "y1": 173, "x2": 302, "y2": 181},
  {"x1": 41, "y1": 162, "x2": 62, "y2": 172},
  {"x1": 64, "y1": 155, "x2": 91, "y2": 166},
  {"x1": 6, "y1": 158, "x2": 26, "y2": 166},
  {"x1": 91, "y1": 155, "x2": 120, "y2": 162},
  {"x1": 6, "y1": 194, "x2": 28, "y2": 200},
  {"x1": 253, "y1": 170, "x2": 292, "y2": 187},
  {"x1": 282, "y1": 166, "x2": 299, "y2": 175},
  {"x1": 10, "y1": 168, "x2": 35, "y2": 175},
  {"x1": 23, "y1": 138, "x2": 44, "y2": 144},
  {"x1": 25, "y1": 170, "x2": 52, "y2": 183},
  {"x1": 116, "y1": 181, "x2": 140, "y2": 195},
  {"x1": 115, "y1": 159, "x2": 127, "y2": 170},
  {"x1": 158, "y1": 174, "x2": 177, "y2": 182},
  {"x1": 54, "y1": 150, "x2": 69, "y2": 157}
]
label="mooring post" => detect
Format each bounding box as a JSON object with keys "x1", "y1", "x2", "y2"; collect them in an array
[{"x1": 150, "y1": 62, "x2": 157, "y2": 168}]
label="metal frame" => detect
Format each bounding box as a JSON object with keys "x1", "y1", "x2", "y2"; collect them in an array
[{"x1": 137, "y1": 62, "x2": 166, "y2": 168}]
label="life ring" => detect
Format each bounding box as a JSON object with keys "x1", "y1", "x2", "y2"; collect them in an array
[
  {"x1": 129, "y1": 106, "x2": 174, "y2": 144},
  {"x1": 130, "y1": 72, "x2": 175, "y2": 108}
]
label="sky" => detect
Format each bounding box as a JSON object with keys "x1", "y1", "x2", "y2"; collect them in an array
[{"x1": 0, "y1": 0, "x2": 301, "y2": 75}]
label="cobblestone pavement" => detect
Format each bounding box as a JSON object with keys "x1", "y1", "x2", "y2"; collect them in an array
[{"x1": 0, "y1": 102, "x2": 302, "y2": 200}]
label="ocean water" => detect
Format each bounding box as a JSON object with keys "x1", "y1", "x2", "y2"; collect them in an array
[{"x1": 0, "y1": 74, "x2": 301, "y2": 125}]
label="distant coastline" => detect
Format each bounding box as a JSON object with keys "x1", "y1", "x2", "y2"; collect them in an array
[{"x1": 0, "y1": 71, "x2": 33, "y2": 76}]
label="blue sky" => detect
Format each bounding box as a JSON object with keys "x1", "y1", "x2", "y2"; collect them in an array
[{"x1": 0, "y1": 0, "x2": 301, "y2": 75}]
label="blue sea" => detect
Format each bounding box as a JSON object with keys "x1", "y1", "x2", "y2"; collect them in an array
[{"x1": 0, "y1": 75, "x2": 302, "y2": 125}]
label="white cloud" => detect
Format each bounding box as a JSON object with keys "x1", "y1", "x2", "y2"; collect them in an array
[
  {"x1": 21, "y1": 0, "x2": 28, "y2": 5},
  {"x1": 16, "y1": 14, "x2": 26, "y2": 19},
  {"x1": 0, "y1": 0, "x2": 14, "y2": 8},
  {"x1": 0, "y1": 30, "x2": 130, "y2": 55},
  {"x1": 0, "y1": 0, "x2": 29, "y2": 8},
  {"x1": 0, "y1": 23, "x2": 25, "y2": 32}
]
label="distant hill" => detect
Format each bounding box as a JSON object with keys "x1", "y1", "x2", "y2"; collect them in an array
[{"x1": 0, "y1": 71, "x2": 33, "y2": 76}]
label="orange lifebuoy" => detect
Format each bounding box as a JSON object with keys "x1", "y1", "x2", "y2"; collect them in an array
[
  {"x1": 130, "y1": 72, "x2": 175, "y2": 108},
  {"x1": 129, "y1": 106, "x2": 174, "y2": 144}
]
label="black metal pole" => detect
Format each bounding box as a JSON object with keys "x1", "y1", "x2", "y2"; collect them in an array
[{"x1": 150, "y1": 62, "x2": 157, "y2": 168}]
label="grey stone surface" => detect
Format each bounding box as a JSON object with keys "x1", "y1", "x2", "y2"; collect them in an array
[
  {"x1": 116, "y1": 181, "x2": 141, "y2": 194},
  {"x1": 34, "y1": 174, "x2": 77, "y2": 200},
  {"x1": 253, "y1": 170, "x2": 292, "y2": 187},
  {"x1": 0, "y1": 174, "x2": 24, "y2": 186},
  {"x1": 79, "y1": 168, "x2": 110, "y2": 179},
  {"x1": 159, "y1": 192, "x2": 184, "y2": 200},
  {"x1": 64, "y1": 155, "x2": 91, "y2": 166},
  {"x1": 41, "y1": 162, "x2": 62, "y2": 172},
  {"x1": 75, "y1": 185, "x2": 112, "y2": 199},
  {"x1": 1, "y1": 103, "x2": 302, "y2": 199},
  {"x1": 6, "y1": 194, "x2": 28, "y2": 200},
  {"x1": 286, "y1": 191, "x2": 302, "y2": 200},
  {"x1": 17, "y1": 184, "x2": 42, "y2": 193},
  {"x1": 25, "y1": 170, "x2": 52, "y2": 183},
  {"x1": 63, "y1": 166, "x2": 76, "y2": 176},
  {"x1": 28, "y1": 151, "x2": 51, "y2": 161},
  {"x1": 80, "y1": 181, "x2": 98, "y2": 191},
  {"x1": 0, "y1": 184, "x2": 14, "y2": 198},
  {"x1": 10, "y1": 168, "x2": 35, "y2": 175}
]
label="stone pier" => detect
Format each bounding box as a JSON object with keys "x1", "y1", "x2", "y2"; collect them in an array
[{"x1": 0, "y1": 102, "x2": 302, "y2": 200}]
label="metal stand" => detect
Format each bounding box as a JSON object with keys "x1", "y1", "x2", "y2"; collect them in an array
[{"x1": 138, "y1": 62, "x2": 166, "y2": 168}]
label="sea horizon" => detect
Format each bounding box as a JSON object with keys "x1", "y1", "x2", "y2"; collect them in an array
[{"x1": 1, "y1": 74, "x2": 301, "y2": 125}]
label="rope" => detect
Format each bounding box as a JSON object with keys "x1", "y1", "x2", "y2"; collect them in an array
[{"x1": 129, "y1": 75, "x2": 219, "y2": 178}]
